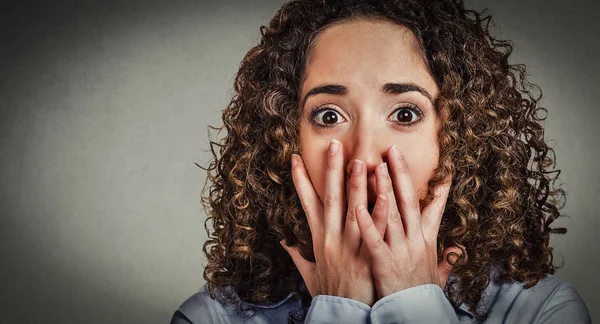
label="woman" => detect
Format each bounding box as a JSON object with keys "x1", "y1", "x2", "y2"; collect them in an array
[{"x1": 171, "y1": 0, "x2": 591, "y2": 323}]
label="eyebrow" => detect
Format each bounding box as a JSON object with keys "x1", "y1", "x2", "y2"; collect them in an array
[{"x1": 300, "y1": 82, "x2": 434, "y2": 109}]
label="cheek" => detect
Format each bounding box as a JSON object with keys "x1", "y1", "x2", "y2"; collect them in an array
[
  {"x1": 402, "y1": 140, "x2": 440, "y2": 199},
  {"x1": 299, "y1": 139, "x2": 328, "y2": 201}
]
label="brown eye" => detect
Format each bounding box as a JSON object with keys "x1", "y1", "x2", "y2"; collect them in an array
[
  {"x1": 390, "y1": 105, "x2": 424, "y2": 127},
  {"x1": 322, "y1": 111, "x2": 339, "y2": 124},
  {"x1": 311, "y1": 107, "x2": 345, "y2": 127},
  {"x1": 396, "y1": 109, "x2": 416, "y2": 122}
]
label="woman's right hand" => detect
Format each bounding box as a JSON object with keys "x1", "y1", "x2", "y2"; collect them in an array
[{"x1": 280, "y1": 139, "x2": 388, "y2": 307}]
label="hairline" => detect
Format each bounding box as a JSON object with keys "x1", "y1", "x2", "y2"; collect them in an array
[{"x1": 297, "y1": 15, "x2": 436, "y2": 114}]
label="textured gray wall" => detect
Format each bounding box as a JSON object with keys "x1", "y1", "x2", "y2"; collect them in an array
[{"x1": 0, "y1": 0, "x2": 598, "y2": 323}]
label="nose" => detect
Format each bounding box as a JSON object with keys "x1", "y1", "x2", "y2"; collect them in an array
[{"x1": 342, "y1": 124, "x2": 389, "y2": 202}]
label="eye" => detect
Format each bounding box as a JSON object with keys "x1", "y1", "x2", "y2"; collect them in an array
[
  {"x1": 310, "y1": 106, "x2": 346, "y2": 128},
  {"x1": 390, "y1": 104, "x2": 424, "y2": 127}
]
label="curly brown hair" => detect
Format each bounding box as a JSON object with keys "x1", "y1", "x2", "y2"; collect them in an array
[{"x1": 198, "y1": 0, "x2": 567, "y2": 322}]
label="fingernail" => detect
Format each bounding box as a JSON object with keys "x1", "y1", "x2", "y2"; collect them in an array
[
  {"x1": 357, "y1": 204, "x2": 365, "y2": 211},
  {"x1": 329, "y1": 139, "x2": 340, "y2": 155},
  {"x1": 390, "y1": 144, "x2": 401, "y2": 158},
  {"x1": 291, "y1": 154, "x2": 298, "y2": 167},
  {"x1": 352, "y1": 159, "x2": 363, "y2": 174},
  {"x1": 379, "y1": 162, "x2": 388, "y2": 176}
]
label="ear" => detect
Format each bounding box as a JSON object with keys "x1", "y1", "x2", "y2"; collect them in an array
[
  {"x1": 437, "y1": 246, "x2": 462, "y2": 290},
  {"x1": 280, "y1": 240, "x2": 316, "y2": 297}
]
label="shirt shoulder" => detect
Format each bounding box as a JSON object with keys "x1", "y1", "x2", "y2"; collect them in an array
[
  {"x1": 483, "y1": 274, "x2": 591, "y2": 323},
  {"x1": 170, "y1": 283, "x2": 300, "y2": 324}
]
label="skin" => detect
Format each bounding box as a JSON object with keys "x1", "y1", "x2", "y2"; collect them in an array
[
  {"x1": 299, "y1": 18, "x2": 441, "y2": 204},
  {"x1": 281, "y1": 18, "x2": 459, "y2": 307}
]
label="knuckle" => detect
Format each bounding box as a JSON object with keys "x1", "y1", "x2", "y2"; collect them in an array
[
  {"x1": 404, "y1": 195, "x2": 421, "y2": 210},
  {"x1": 390, "y1": 210, "x2": 403, "y2": 225},
  {"x1": 372, "y1": 236, "x2": 385, "y2": 250},
  {"x1": 322, "y1": 238, "x2": 333, "y2": 252},
  {"x1": 325, "y1": 158, "x2": 337, "y2": 171},
  {"x1": 346, "y1": 208, "x2": 357, "y2": 222},
  {"x1": 322, "y1": 193, "x2": 339, "y2": 208},
  {"x1": 349, "y1": 176, "x2": 362, "y2": 190},
  {"x1": 322, "y1": 241, "x2": 338, "y2": 261}
]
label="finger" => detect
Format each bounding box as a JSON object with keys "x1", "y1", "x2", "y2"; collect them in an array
[
  {"x1": 374, "y1": 162, "x2": 399, "y2": 242},
  {"x1": 359, "y1": 192, "x2": 388, "y2": 260},
  {"x1": 280, "y1": 240, "x2": 316, "y2": 297},
  {"x1": 372, "y1": 193, "x2": 388, "y2": 240},
  {"x1": 323, "y1": 139, "x2": 345, "y2": 244},
  {"x1": 387, "y1": 144, "x2": 422, "y2": 242},
  {"x1": 356, "y1": 203, "x2": 391, "y2": 264},
  {"x1": 344, "y1": 159, "x2": 367, "y2": 252},
  {"x1": 421, "y1": 180, "x2": 452, "y2": 243},
  {"x1": 291, "y1": 154, "x2": 325, "y2": 242},
  {"x1": 436, "y1": 246, "x2": 462, "y2": 290}
]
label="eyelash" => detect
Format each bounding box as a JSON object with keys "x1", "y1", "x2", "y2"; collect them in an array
[{"x1": 309, "y1": 104, "x2": 424, "y2": 129}]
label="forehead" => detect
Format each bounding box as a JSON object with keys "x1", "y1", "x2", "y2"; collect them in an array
[{"x1": 300, "y1": 18, "x2": 438, "y2": 98}]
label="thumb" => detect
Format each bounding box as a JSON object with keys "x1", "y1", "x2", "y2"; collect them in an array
[
  {"x1": 437, "y1": 246, "x2": 462, "y2": 290},
  {"x1": 280, "y1": 240, "x2": 316, "y2": 297}
]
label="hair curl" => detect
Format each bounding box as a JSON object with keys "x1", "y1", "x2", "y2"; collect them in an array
[{"x1": 199, "y1": 0, "x2": 566, "y2": 322}]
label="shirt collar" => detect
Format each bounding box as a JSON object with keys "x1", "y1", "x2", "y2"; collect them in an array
[
  {"x1": 244, "y1": 291, "x2": 295, "y2": 309},
  {"x1": 451, "y1": 268, "x2": 505, "y2": 317}
]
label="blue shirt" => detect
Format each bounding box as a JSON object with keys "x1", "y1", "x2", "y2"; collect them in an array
[{"x1": 170, "y1": 274, "x2": 590, "y2": 323}]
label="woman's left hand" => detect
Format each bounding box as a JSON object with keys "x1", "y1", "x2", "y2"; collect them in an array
[{"x1": 356, "y1": 144, "x2": 460, "y2": 299}]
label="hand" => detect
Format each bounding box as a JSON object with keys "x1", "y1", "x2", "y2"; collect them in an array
[
  {"x1": 280, "y1": 139, "x2": 387, "y2": 306},
  {"x1": 355, "y1": 144, "x2": 460, "y2": 299}
]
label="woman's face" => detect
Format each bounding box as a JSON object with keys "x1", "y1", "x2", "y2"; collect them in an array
[{"x1": 298, "y1": 19, "x2": 441, "y2": 210}]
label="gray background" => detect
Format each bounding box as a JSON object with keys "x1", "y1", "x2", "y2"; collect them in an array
[{"x1": 0, "y1": 0, "x2": 598, "y2": 323}]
